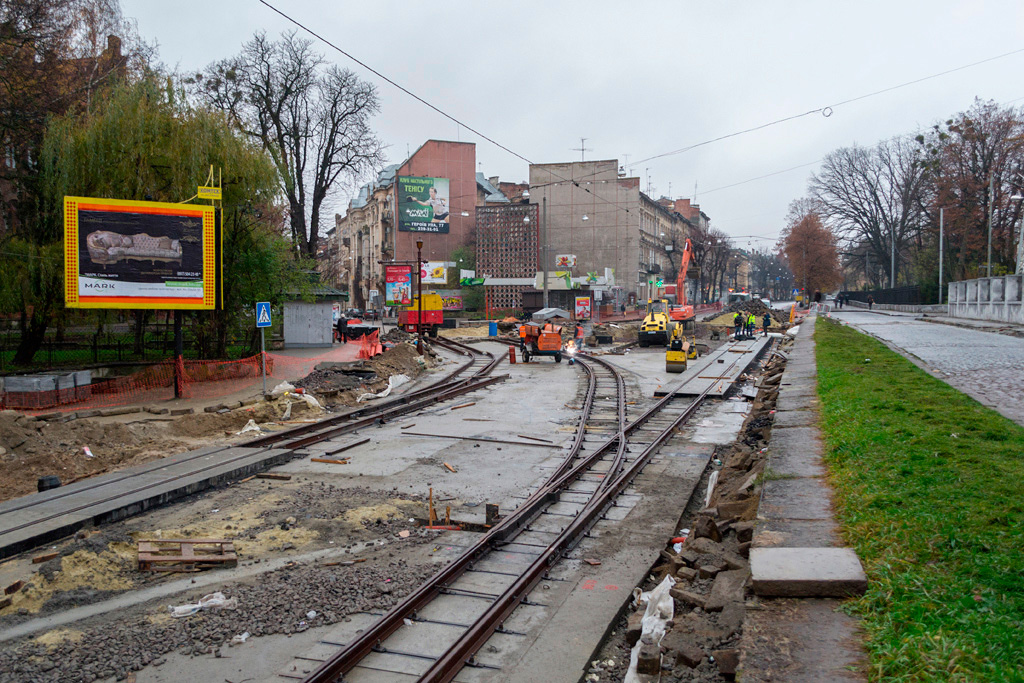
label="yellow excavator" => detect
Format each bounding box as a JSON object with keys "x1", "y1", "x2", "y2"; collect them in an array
[
  {"x1": 665, "y1": 324, "x2": 699, "y2": 373},
  {"x1": 639, "y1": 298, "x2": 676, "y2": 347}
]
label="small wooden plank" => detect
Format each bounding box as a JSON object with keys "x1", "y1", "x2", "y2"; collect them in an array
[
  {"x1": 256, "y1": 473, "x2": 292, "y2": 481},
  {"x1": 400, "y1": 423, "x2": 416, "y2": 430},
  {"x1": 32, "y1": 552, "x2": 58, "y2": 564},
  {"x1": 444, "y1": 462, "x2": 458, "y2": 473},
  {"x1": 311, "y1": 457, "x2": 350, "y2": 465},
  {"x1": 450, "y1": 402, "x2": 476, "y2": 410},
  {"x1": 0, "y1": 596, "x2": 11, "y2": 609},
  {"x1": 517, "y1": 434, "x2": 553, "y2": 444},
  {"x1": 4, "y1": 580, "x2": 24, "y2": 595}
]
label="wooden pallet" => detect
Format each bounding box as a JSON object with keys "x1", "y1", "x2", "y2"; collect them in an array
[{"x1": 137, "y1": 539, "x2": 237, "y2": 572}]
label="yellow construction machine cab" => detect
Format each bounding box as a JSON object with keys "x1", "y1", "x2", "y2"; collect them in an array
[{"x1": 639, "y1": 298, "x2": 675, "y2": 347}]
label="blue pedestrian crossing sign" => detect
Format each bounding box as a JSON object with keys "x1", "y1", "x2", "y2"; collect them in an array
[{"x1": 256, "y1": 302, "x2": 272, "y2": 328}]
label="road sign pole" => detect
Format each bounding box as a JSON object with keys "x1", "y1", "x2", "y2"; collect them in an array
[{"x1": 261, "y1": 327, "x2": 267, "y2": 396}]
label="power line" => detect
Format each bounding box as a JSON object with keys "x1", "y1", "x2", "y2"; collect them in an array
[{"x1": 631, "y1": 46, "x2": 1024, "y2": 167}]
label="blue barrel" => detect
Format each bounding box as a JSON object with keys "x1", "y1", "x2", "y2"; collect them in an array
[{"x1": 488, "y1": 321, "x2": 498, "y2": 336}]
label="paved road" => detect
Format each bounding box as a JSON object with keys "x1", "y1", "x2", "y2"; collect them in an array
[{"x1": 832, "y1": 311, "x2": 1024, "y2": 427}]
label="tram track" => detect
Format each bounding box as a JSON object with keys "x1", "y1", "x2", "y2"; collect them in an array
[{"x1": 301, "y1": 340, "x2": 761, "y2": 683}]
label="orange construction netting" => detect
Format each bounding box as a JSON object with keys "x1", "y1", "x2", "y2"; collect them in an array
[{"x1": 2, "y1": 340, "x2": 368, "y2": 414}]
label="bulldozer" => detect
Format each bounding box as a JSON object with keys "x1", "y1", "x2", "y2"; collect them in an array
[
  {"x1": 639, "y1": 298, "x2": 676, "y2": 347},
  {"x1": 665, "y1": 325, "x2": 699, "y2": 373}
]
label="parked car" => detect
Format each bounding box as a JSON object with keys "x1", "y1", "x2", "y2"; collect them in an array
[
  {"x1": 362, "y1": 308, "x2": 380, "y2": 321},
  {"x1": 344, "y1": 308, "x2": 364, "y2": 319}
]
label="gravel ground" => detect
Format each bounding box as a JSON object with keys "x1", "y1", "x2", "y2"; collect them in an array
[{"x1": 0, "y1": 550, "x2": 439, "y2": 683}]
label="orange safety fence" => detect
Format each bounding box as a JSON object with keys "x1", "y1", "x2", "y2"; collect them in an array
[
  {"x1": 358, "y1": 330, "x2": 383, "y2": 360},
  {"x1": 2, "y1": 340, "x2": 367, "y2": 415}
]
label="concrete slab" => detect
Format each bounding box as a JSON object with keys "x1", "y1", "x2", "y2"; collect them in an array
[
  {"x1": 777, "y1": 393, "x2": 820, "y2": 413},
  {"x1": 760, "y1": 476, "x2": 835, "y2": 521},
  {"x1": 750, "y1": 547, "x2": 867, "y2": 597},
  {"x1": 752, "y1": 518, "x2": 842, "y2": 549},
  {"x1": 772, "y1": 409, "x2": 817, "y2": 428},
  {"x1": 655, "y1": 337, "x2": 770, "y2": 397}
]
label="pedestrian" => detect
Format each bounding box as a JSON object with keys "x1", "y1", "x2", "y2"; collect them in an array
[
  {"x1": 867, "y1": 295, "x2": 874, "y2": 310},
  {"x1": 834, "y1": 294, "x2": 841, "y2": 309},
  {"x1": 763, "y1": 311, "x2": 772, "y2": 337},
  {"x1": 336, "y1": 315, "x2": 348, "y2": 344},
  {"x1": 733, "y1": 311, "x2": 743, "y2": 339}
]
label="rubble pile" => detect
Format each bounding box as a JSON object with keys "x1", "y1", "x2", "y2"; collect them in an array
[{"x1": 592, "y1": 338, "x2": 793, "y2": 682}]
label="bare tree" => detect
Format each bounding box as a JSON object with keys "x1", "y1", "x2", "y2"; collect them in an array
[
  {"x1": 689, "y1": 221, "x2": 732, "y2": 302},
  {"x1": 917, "y1": 100, "x2": 1024, "y2": 279},
  {"x1": 193, "y1": 32, "x2": 384, "y2": 258},
  {"x1": 810, "y1": 136, "x2": 929, "y2": 287}
]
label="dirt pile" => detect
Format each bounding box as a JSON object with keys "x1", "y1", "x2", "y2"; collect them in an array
[{"x1": 0, "y1": 411, "x2": 187, "y2": 503}]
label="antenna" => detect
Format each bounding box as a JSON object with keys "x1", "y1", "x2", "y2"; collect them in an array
[
  {"x1": 694, "y1": 181, "x2": 698, "y2": 202},
  {"x1": 571, "y1": 137, "x2": 593, "y2": 162},
  {"x1": 668, "y1": 181, "x2": 672, "y2": 198}
]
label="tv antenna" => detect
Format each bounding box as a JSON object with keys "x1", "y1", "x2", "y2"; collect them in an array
[{"x1": 571, "y1": 137, "x2": 593, "y2": 162}]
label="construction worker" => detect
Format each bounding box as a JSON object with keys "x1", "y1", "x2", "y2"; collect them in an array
[
  {"x1": 763, "y1": 311, "x2": 772, "y2": 337},
  {"x1": 733, "y1": 311, "x2": 743, "y2": 339},
  {"x1": 746, "y1": 312, "x2": 756, "y2": 338},
  {"x1": 574, "y1": 323, "x2": 585, "y2": 348}
]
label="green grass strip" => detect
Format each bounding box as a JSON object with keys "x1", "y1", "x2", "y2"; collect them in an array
[{"x1": 815, "y1": 318, "x2": 1024, "y2": 683}]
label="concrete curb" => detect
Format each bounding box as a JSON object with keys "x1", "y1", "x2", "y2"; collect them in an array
[{"x1": 739, "y1": 313, "x2": 868, "y2": 681}]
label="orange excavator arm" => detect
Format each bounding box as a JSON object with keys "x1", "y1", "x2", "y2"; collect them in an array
[{"x1": 677, "y1": 238, "x2": 693, "y2": 307}]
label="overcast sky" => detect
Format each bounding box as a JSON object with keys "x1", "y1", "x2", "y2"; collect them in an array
[{"x1": 122, "y1": 0, "x2": 1024, "y2": 248}]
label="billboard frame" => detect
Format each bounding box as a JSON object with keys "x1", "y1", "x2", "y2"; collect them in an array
[{"x1": 64, "y1": 196, "x2": 217, "y2": 310}]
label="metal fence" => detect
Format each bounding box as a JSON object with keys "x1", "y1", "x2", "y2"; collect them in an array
[{"x1": 840, "y1": 285, "x2": 921, "y2": 306}]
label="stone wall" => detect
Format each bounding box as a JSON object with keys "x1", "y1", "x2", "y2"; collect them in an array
[{"x1": 948, "y1": 275, "x2": 1024, "y2": 324}]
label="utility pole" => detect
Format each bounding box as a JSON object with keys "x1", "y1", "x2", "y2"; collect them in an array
[
  {"x1": 416, "y1": 239, "x2": 424, "y2": 355},
  {"x1": 938, "y1": 208, "x2": 944, "y2": 305},
  {"x1": 987, "y1": 174, "x2": 995, "y2": 278},
  {"x1": 542, "y1": 197, "x2": 549, "y2": 309},
  {"x1": 890, "y1": 224, "x2": 896, "y2": 289}
]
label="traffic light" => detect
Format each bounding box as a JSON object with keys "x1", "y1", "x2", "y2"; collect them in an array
[{"x1": 656, "y1": 278, "x2": 664, "y2": 288}]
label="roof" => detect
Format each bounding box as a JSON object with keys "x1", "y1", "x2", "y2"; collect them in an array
[
  {"x1": 476, "y1": 173, "x2": 509, "y2": 203},
  {"x1": 350, "y1": 163, "x2": 401, "y2": 209}
]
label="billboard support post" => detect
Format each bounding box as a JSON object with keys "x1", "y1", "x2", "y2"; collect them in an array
[
  {"x1": 173, "y1": 311, "x2": 184, "y2": 399},
  {"x1": 416, "y1": 240, "x2": 424, "y2": 355}
]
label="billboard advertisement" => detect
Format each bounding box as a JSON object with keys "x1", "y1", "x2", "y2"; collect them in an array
[
  {"x1": 398, "y1": 176, "x2": 450, "y2": 233},
  {"x1": 422, "y1": 261, "x2": 447, "y2": 284},
  {"x1": 64, "y1": 197, "x2": 216, "y2": 310},
  {"x1": 575, "y1": 296, "x2": 592, "y2": 320},
  {"x1": 435, "y1": 290, "x2": 464, "y2": 311},
  {"x1": 385, "y1": 264, "x2": 413, "y2": 307}
]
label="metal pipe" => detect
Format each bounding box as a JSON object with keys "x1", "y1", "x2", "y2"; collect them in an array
[{"x1": 417, "y1": 239, "x2": 424, "y2": 355}]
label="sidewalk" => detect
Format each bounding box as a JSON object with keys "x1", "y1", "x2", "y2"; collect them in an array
[
  {"x1": 739, "y1": 314, "x2": 868, "y2": 682},
  {"x1": 841, "y1": 304, "x2": 1024, "y2": 338}
]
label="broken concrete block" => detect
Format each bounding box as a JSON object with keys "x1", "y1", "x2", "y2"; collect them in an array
[
  {"x1": 732, "y1": 520, "x2": 755, "y2": 544},
  {"x1": 715, "y1": 601, "x2": 745, "y2": 638},
  {"x1": 692, "y1": 514, "x2": 722, "y2": 542},
  {"x1": 678, "y1": 549, "x2": 700, "y2": 567},
  {"x1": 698, "y1": 559, "x2": 727, "y2": 580},
  {"x1": 705, "y1": 569, "x2": 750, "y2": 612},
  {"x1": 625, "y1": 611, "x2": 644, "y2": 647},
  {"x1": 636, "y1": 641, "x2": 661, "y2": 675},
  {"x1": 661, "y1": 631, "x2": 704, "y2": 668},
  {"x1": 687, "y1": 537, "x2": 722, "y2": 555},
  {"x1": 750, "y1": 547, "x2": 867, "y2": 597},
  {"x1": 674, "y1": 566, "x2": 697, "y2": 583},
  {"x1": 712, "y1": 648, "x2": 739, "y2": 678},
  {"x1": 669, "y1": 587, "x2": 706, "y2": 609}
]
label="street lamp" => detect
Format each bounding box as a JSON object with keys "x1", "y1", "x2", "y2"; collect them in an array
[{"x1": 416, "y1": 239, "x2": 424, "y2": 355}]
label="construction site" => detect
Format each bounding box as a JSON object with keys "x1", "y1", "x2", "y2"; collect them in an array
[{"x1": 0, "y1": 298, "x2": 857, "y2": 683}]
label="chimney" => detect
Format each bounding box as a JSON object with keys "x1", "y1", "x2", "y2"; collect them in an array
[
  {"x1": 106, "y1": 35, "x2": 122, "y2": 55},
  {"x1": 488, "y1": 176, "x2": 499, "y2": 186}
]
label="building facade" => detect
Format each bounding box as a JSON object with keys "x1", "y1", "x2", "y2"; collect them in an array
[{"x1": 527, "y1": 160, "x2": 697, "y2": 304}]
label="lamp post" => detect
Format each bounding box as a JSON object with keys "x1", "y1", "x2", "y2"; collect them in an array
[
  {"x1": 987, "y1": 174, "x2": 995, "y2": 278},
  {"x1": 416, "y1": 239, "x2": 424, "y2": 355}
]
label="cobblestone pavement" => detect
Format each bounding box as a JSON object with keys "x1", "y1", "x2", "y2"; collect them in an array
[{"x1": 832, "y1": 311, "x2": 1024, "y2": 427}]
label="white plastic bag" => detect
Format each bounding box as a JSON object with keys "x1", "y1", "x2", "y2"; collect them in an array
[
  {"x1": 169, "y1": 592, "x2": 238, "y2": 618},
  {"x1": 623, "y1": 575, "x2": 676, "y2": 683},
  {"x1": 357, "y1": 374, "x2": 411, "y2": 403},
  {"x1": 237, "y1": 419, "x2": 261, "y2": 435},
  {"x1": 271, "y1": 381, "x2": 295, "y2": 395}
]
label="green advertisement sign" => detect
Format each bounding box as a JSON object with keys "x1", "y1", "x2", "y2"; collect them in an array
[{"x1": 398, "y1": 176, "x2": 450, "y2": 234}]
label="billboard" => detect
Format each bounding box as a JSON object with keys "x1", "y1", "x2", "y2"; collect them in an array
[
  {"x1": 385, "y1": 265, "x2": 413, "y2": 307},
  {"x1": 422, "y1": 261, "x2": 447, "y2": 284},
  {"x1": 64, "y1": 197, "x2": 216, "y2": 310},
  {"x1": 398, "y1": 176, "x2": 450, "y2": 233},
  {"x1": 435, "y1": 290, "x2": 464, "y2": 311},
  {"x1": 575, "y1": 296, "x2": 592, "y2": 320}
]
